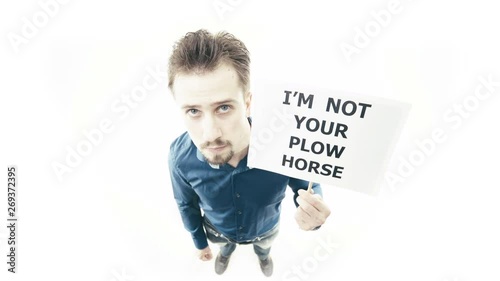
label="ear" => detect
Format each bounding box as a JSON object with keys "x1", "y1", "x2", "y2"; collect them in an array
[{"x1": 244, "y1": 91, "x2": 252, "y2": 117}]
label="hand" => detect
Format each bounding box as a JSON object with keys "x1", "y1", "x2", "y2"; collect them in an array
[
  {"x1": 198, "y1": 246, "x2": 213, "y2": 261},
  {"x1": 295, "y1": 189, "x2": 331, "y2": 230}
]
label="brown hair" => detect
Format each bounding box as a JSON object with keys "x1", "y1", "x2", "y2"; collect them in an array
[{"x1": 168, "y1": 29, "x2": 251, "y2": 93}]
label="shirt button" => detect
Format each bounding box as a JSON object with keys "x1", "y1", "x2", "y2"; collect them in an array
[
  {"x1": 239, "y1": 236, "x2": 243, "y2": 239},
  {"x1": 236, "y1": 193, "x2": 240, "y2": 198},
  {"x1": 239, "y1": 226, "x2": 243, "y2": 230},
  {"x1": 237, "y1": 211, "x2": 242, "y2": 215}
]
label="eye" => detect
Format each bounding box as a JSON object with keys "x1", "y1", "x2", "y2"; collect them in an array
[
  {"x1": 186, "y1": 108, "x2": 200, "y2": 116},
  {"x1": 218, "y1": 105, "x2": 231, "y2": 113}
]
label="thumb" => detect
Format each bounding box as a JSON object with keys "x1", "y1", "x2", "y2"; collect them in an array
[{"x1": 205, "y1": 252, "x2": 213, "y2": 260}]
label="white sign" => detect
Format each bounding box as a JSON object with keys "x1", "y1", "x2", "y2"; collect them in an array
[{"x1": 248, "y1": 82, "x2": 410, "y2": 195}]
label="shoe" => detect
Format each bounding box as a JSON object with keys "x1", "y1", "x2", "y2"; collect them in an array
[
  {"x1": 214, "y1": 252, "x2": 231, "y2": 275},
  {"x1": 259, "y1": 256, "x2": 273, "y2": 277}
]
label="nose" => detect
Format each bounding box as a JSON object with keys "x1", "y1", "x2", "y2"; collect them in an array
[{"x1": 202, "y1": 115, "x2": 222, "y2": 143}]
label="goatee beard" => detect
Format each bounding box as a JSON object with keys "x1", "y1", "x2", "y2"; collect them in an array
[
  {"x1": 201, "y1": 139, "x2": 233, "y2": 165},
  {"x1": 204, "y1": 149, "x2": 234, "y2": 165}
]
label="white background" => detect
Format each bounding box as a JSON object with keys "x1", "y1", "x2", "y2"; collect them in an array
[{"x1": 0, "y1": 0, "x2": 499, "y2": 281}]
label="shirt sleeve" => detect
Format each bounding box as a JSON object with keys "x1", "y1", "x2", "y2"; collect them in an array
[
  {"x1": 169, "y1": 147, "x2": 208, "y2": 250},
  {"x1": 288, "y1": 177, "x2": 323, "y2": 208}
]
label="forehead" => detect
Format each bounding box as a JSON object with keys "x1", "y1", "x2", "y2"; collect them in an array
[{"x1": 173, "y1": 63, "x2": 244, "y2": 107}]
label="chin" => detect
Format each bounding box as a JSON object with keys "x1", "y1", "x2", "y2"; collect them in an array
[{"x1": 204, "y1": 151, "x2": 234, "y2": 165}]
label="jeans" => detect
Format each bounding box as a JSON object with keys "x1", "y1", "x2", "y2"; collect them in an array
[{"x1": 203, "y1": 217, "x2": 279, "y2": 261}]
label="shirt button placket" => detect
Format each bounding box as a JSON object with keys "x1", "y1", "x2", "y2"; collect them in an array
[
  {"x1": 233, "y1": 170, "x2": 244, "y2": 241},
  {"x1": 235, "y1": 191, "x2": 242, "y2": 240}
]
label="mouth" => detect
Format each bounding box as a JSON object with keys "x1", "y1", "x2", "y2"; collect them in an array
[{"x1": 205, "y1": 145, "x2": 227, "y2": 153}]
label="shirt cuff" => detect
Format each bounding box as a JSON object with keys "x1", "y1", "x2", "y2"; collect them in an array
[{"x1": 193, "y1": 235, "x2": 208, "y2": 250}]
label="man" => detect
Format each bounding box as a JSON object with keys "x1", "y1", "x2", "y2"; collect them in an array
[{"x1": 167, "y1": 29, "x2": 331, "y2": 277}]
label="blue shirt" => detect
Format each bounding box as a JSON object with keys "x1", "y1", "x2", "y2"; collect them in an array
[{"x1": 168, "y1": 132, "x2": 322, "y2": 250}]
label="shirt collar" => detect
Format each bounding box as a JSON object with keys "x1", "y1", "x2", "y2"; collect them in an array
[{"x1": 196, "y1": 149, "x2": 220, "y2": 169}]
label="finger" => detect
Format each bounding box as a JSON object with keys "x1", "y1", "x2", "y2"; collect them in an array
[
  {"x1": 297, "y1": 207, "x2": 325, "y2": 228},
  {"x1": 296, "y1": 201, "x2": 317, "y2": 222},
  {"x1": 295, "y1": 213, "x2": 308, "y2": 229},
  {"x1": 298, "y1": 188, "x2": 322, "y2": 201},
  {"x1": 297, "y1": 203, "x2": 327, "y2": 227},
  {"x1": 297, "y1": 196, "x2": 322, "y2": 218},
  {"x1": 296, "y1": 194, "x2": 320, "y2": 210},
  {"x1": 298, "y1": 189, "x2": 329, "y2": 214},
  {"x1": 295, "y1": 206, "x2": 312, "y2": 221},
  {"x1": 296, "y1": 216, "x2": 314, "y2": 230},
  {"x1": 298, "y1": 221, "x2": 309, "y2": 230},
  {"x1": 200, "y1": 251, "x2": 210, "y2": 261}
]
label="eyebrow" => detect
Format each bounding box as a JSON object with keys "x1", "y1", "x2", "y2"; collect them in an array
[{"x1": 181, "y1": 99, "x2": 237, "y2": 110}]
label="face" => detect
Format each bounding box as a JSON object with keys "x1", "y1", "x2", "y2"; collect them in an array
[{"x1": 172, "y1": 63, "x2": 252, "y2": 166}]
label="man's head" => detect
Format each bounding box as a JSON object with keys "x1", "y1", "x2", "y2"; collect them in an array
[
  {"x1": 168, "y1": 29, "x2": 250, "y2": 93},
  {"x1": 168, "y1": 30, "x2": 252, "y2": 166}
]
